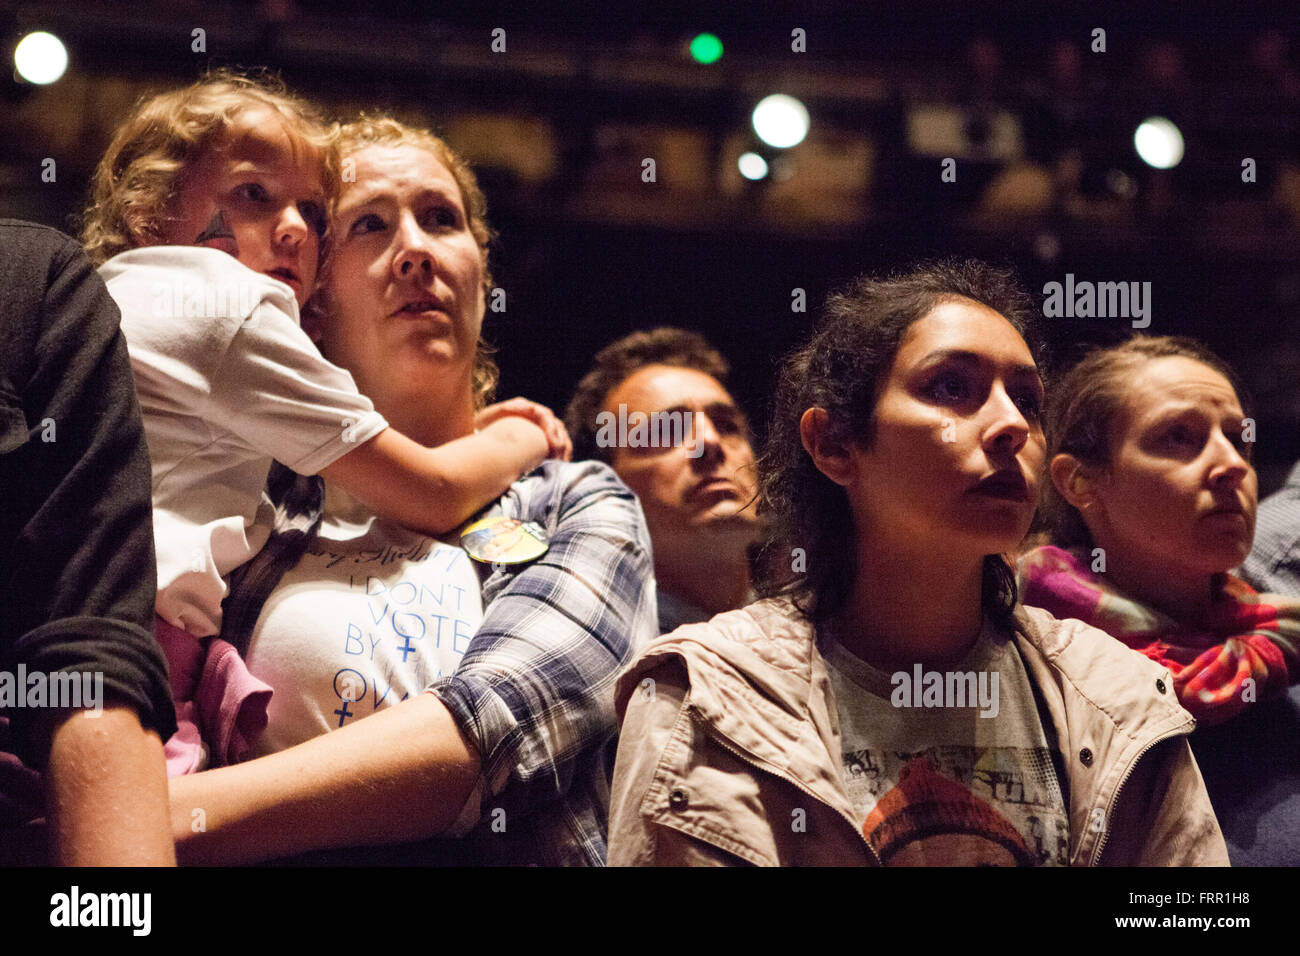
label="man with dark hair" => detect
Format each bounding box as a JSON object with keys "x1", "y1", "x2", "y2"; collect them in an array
[{"x1": 566, "y1": 328, "x2": 761, "y2": 632}]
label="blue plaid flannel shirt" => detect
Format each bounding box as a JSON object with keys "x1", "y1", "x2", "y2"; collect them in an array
[
  {"x1": 1241, "y1": 461, "x2": 1300, "y2": 597},
  {"x1": 221, "y1": 458, "x2": 656, "y2": 865}
]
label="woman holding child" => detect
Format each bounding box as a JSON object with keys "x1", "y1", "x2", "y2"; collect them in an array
[
  {"x1": 85, "y1": 74, "x2": 655, "y2": 865},
  {"x1": 607, "y1": 262, "x2": 1227, "y2": 866}
]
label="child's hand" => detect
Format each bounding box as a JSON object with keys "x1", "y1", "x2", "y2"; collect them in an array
[{"x1": 476, "y1": 398, "x2": 573, "y2": 462}]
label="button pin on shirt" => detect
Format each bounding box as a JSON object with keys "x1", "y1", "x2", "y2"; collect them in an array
[{"x1": 461, "y1": 515, "x2": 549, "y2": 565}]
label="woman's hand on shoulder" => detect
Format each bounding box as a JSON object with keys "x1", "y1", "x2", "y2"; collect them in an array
[{"x1": 476, "y1": 397, "x2": 573, "y2": 462}]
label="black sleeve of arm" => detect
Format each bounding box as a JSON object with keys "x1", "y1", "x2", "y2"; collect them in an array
[{"x1": 0, "y1": 220, "x2": 176, "y2": 767}]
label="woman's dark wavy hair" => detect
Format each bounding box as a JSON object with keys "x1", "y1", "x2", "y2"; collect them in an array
[
  {"x1": 1042, "y1": 335, "x2": 1254, "y2": 551},
  {"x1": 754, "y1": 259, "x2": 1048, "y2": 629}
]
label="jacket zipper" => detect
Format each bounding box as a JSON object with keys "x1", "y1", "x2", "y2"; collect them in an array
[
  {"x1": 1088, "y1": 725, "x2": 1188, "y2": 866},
  {"x1": 688, "y1": 706, "x2": 883, "y2": 866}
]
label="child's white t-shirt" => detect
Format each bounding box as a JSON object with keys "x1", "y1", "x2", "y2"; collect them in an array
[{"x1": 101, "y1": 246, "x2": 388, "y2": 637}]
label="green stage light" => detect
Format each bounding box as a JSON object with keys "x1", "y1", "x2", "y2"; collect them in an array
[{"x1": 690, "y1": 33, "x2": 723, "y2": 65}]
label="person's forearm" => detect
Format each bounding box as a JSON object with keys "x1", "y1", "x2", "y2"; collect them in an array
[
  {"x1": 169, "y1": 692, "x2": 480, "y2": 865},
  {"x1": 42, "y1": 704, "x2": 175, "y2": 866},
  {"x1": 322, "y1": 423, "x2": 546, "y2": 536},
  {"x1": 416, "y1": 418, "x2": 548, "y2": 529}
]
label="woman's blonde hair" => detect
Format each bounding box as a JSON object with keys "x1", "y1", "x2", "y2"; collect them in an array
[
  {"x1": 334, "y1": 115, "x2": 499, "y2": 408},
  {"x1": 81, "y1": 68, "x2": 338, "y2": 265}
]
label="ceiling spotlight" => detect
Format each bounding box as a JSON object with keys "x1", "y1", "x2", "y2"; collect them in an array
[
  {"x1": 1134, "y1": 117, "x2": 1184, "y2": 169},
  {"x1": 752, "y1": 94, "x2": 809, "y2": 149},
  {"x1": 738, "y1": 152, "x2": 769, "y2": 181},
  {"x1": 14, "y1": 31, "x2": 68, "y2": 85}
]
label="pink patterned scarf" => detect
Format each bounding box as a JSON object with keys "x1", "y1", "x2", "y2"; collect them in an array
[{"x1": 1018, "y1": 545, "x2": 1300, "y2": 726}]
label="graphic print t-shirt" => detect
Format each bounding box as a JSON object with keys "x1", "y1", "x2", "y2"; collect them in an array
[
  {"x1": 245, "y1": 483, "x2": 485, "y2": 757},
  {"x1": 822, "y1": 620, "x2": 1070, "y2": 866}
]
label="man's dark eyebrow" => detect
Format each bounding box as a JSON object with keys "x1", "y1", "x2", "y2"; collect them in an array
[
  {"x1": 657, "y1": 400, "x2": 738, "y2": 415},
  {"x1": 705, "y1": 401, "x2": 750, "y2": 433},
  {"x1": 704, "y1": 401, "x2": 742, "y2": 416},
  {"x1": 659, "y1": 401, "x2": 748, "y2": 430}
]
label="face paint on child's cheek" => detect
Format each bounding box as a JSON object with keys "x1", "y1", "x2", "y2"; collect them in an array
[{"x1": 194, "y1": 210, "x2": 239, "y2": 257}]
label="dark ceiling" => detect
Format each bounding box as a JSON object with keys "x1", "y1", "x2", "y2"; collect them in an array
[{"x1": 4, "y1": 1, "x2": 1299, "y2": 488}]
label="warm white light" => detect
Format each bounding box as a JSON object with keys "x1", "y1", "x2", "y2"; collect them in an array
[
  {"x1": 14, "y1": 31, "x2": 68, "y2": 85},
  {"x1": 738, "y1": 152, "x2": 769, "y2": 180},
  {"x1": 752, "y1": 94, "x2": 809, "y2": 149},
  {"x1": 1134, "y1": 117, "x2": 1183, "y2": 169}
]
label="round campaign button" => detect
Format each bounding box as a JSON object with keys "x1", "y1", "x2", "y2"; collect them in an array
[{"x1": 460, "y1": 516, "x2": 549, "y2": 565}]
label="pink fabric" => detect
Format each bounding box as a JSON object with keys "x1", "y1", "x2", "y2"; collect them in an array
[
  {"x1": 196, "y1": 638, "x2": 273, "y2": 766},
  {"x1": 1018, "y1": 545, "x2": 1300, "y2": 727},
  {"x1": 155, "y1": 617, "x2": 205, "y2": 775},
  {"x1": 155, "y1": 616, "x2": 272, "y2": 775}
]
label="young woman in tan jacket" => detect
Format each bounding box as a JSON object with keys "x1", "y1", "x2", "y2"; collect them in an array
[{"x1": 608, "y1": 260, "x2": 1227, "y2": 866}]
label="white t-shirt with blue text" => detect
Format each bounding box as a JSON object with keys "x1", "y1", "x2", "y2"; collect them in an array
[{"x1": 245, "y1": 482, "x2": 485, "y2": 757}]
